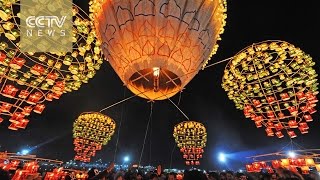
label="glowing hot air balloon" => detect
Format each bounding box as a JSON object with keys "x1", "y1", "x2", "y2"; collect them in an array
[
  {"x1": 222, "y1": 40, "x2": 318, "y2": 138},
  {"x1": 73, "y1": 112, "x2": 116, "y2": 162},
  {"x1": 89, "y1": 0, "x2": 227, "y2": 100},
  {"x1": 173, "y1": 121, "x2": 207, "y2": 166}
]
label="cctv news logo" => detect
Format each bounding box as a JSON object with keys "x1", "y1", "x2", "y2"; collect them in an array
[{"x1": 26, "y1": 16, "x2": 67, "y2": 37}]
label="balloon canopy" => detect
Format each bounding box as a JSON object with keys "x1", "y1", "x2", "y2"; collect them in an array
[
  {"x1": 73, "y1": 112, "x2": 116, "y2": 162},
  {"x1": 90, "y1": 0, "x2": 227, "y2": 100},
  {"x1": 173, "y1": 121, "x2": 207, "y2": 166},
  {"x1": 222, "y1": 40, "x2": 318, "y2": 138}
]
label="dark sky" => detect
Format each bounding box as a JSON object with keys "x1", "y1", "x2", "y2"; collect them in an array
[{"x1": 0, "y1": 0, "x2": 320, "y2": 170}]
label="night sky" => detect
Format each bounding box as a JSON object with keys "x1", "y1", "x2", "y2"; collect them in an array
[{"x1": 0, "y1": 0, "x2": 319, "y2": 170}]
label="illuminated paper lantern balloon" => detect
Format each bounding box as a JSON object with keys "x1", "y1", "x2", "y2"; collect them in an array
[
  {"x1": 0, "y1": 1, "x2": 103, "y2": 130},
  {"x1": 90, "y1": 0, "x2": 227, "y2": 100},
  {"x1": 222, "y1": 40, "x2": 318, "y2": 138},
  {"x1": 173, "y1": 121, "x2": 207, "y2": 165},
  {"x1": 73, "y1": 112, "x2": 116, "y2": 162}
]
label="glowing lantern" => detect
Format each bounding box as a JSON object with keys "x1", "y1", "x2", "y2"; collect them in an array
[
  {"x1": 44, "y1": 168, "x2": 67, "y2": 180},
  {"x1": 73, "y1": 112, "x2": 116, "y2": 162},
  {"x1": 281, "y1": 159, "x2": 290, "y2": 167},
  {"x1": 246, "y1": 149, "x2": 320, "y2": 175},
  {"x1": 246, "y1": 164, "x2": 254, "y2": 172},
  {"x1": 300, "y1": 166, "x2": 309, "y2": 174},
  {"x1": 266, "y1": 166, "x2": 274, "y2": 174},
  {"x1": 305, "y1": 158, "x2": 315, "y2": 166},
  {"x1": 222, "y1": 41, "x2": 318, "y2": 138},
  {"x1": 173, "y1": 121, "x2": 207, "y2": 165},
  {"x1": 90, "y1": 0, "x2": 227, "y2": 100},
  {"x1": 252, "y1": 162, "x2": 261, "y2": 172},
  {"x1": 0, "y1": 1, "x2": 103, "y2": 130}
]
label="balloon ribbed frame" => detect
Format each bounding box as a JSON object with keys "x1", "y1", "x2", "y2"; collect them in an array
[
  {"x1": 245, "y1": 149, "x2": 320, "y2": 175},
  {"x1": 173, "y1": 121, "x2": 207, "y2": 166},
  {"x1": 90, "y1": 0, "x2": 227, "y2": 100},
  {"x1": 0, "y1": 1, "x2": 103, "y2": 130},
  {"x1": 222, "y1": 40, "x2": 318, "y2": 138},
  {"x1": 73, "y1": 112, "x2": 116, "y2": 162}
]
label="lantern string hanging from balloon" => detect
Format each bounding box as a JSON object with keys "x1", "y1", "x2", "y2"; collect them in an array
[
  {"x1": 169, "y1": 91, "x2": 183, "y2": 169},
  {"x1": 97, "y1": 54, "x2": 234, "y2": 113},
  {"x1": 0, "y1": 1, "x2": 104, "y2": 130},
  {"x1": 168, "y1": 97, "x2": 190, "y2": 120},
  {"x1": 173, "y1": 121, "x2": 207, "y2": 166},
  {"x1": 89, "y1": 0, "x2": 227, "y2": 101},
  {"x1": 222, "y1": 40, "x2": 318, "y2": 138},
  {"x1": 138, "y1": 102, "x2": 154, "y2": 166},
  {"x1": 245, "y1": 148, "x2": 320, "y2": 175},
  {"x1": 73, "y1": 112, "x2": 116, "y2": 162},
  {"x1": 113, "y1": 87, "x2": 126, "y2": 163}
]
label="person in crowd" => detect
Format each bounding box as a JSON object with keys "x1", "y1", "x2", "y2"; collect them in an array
[
  {"x1": 89, "y1": 162, "x2": 115, "y2": 180},
  {"x1": 88, "y1": 167, "x2": 100, "y2": 179},
  {"x1": 183, "y1": 170, "x2": 207, "y2": 180},
  {"x1": 234, "y1": 172, "x2": 247, "y2": 180},
  {"x1": 149, "y1": 173, "x2": 159, "y2": 180},
  {"x1": 220, "y1": 172, "x2": 227, "y2": 180},
  {"x1": 275, "y1": 168, "x2": 303, "y2": 180},
  {"x1": 65, "y1": 174, "x2": 72, "y2": 180},
  {"x1": 115, "y1": 172, "x2": 124, "y2": 180},
  {"x1": 136, "y1": 172, "x2": 144, "y2": 180},
  {"x1": 168, "y1": 172, "x2": 176, "y2": 180},
  {"x1": 0, "y1": 169, "x2": 10, "y2": 180},
  {"x1": 208, "y1": 172, "x2": 219, "y2": 180},
  {"x1": 226, "y1": 170, "x2": 234, "y2": 180},
  {"x1": 271, "y1": 173, "x2": 278, "y2": 180}
]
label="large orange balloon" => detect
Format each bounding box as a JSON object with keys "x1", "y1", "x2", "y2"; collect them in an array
[{"x1": 90, "y1": 0, "x2": 227, "y2": 100}]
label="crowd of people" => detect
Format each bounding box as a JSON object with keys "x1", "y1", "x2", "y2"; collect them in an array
[
  {"x1": 85, "y1": 165, "x2": 320, "y2": 180},
  {"x1": 1, "y1": 162, "x2": 320, "y2": 180}
]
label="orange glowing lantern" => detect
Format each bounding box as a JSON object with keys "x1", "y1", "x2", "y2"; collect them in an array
[
  {"x1": 90, "y1": 0, "x2": 227, "y2": 100},
  {"x1": 305, "y1": 158, "x2": 315, "y2": 166},
  {"x1": 222, "y1": 41, "x2": 318, "y2": 138},
  {"x1": 300, "y1": 166, "x2": 309, "y2": 174},
  {"x1": 246, "y1": 164, "x2": 254, "y2": 172},
  {"x1": 73, "y1": 112, "x2": 116, "y2": 162},
  {"x1": 281, "y1": 159, "x2": 290, "y2": 167},
  {"x1": 246, "y1": 149, "x2": 320, "y2": 174},
  {"x1": 44, "y1": 167, "x2": 67, "y2": 180},
  {"x1": 0, "y1": 2, "x2": 104, "y2": 130},
  {"x1": 173, "y1": 121, "x2": 207, "y2": 165}
]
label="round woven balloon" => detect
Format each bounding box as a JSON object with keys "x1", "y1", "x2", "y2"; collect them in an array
[
  {"x1": 73, "y1": 112, "x2": 116, "y2": 162},
  {"x1": 173, "y1": 121, "x2": 207, "y2": 166},
  {"x1": 0, "y1": 1, "x2": 103, "y2": 130},
  {"x1": 89, "y1": 0, "x2": 227, "y2": 100},
  {"x1": 222, "y1": 40, "x2": 318, "y2": 138}
]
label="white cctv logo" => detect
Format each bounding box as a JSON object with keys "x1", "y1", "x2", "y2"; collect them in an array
[{"x1": 26, "y1": 16, "x2": 67, "y2": 28}]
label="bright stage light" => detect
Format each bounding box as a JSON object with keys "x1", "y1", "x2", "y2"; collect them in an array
[
  {"x1": 124, "y1": 156, "x2": 130, "y2": 162},
  {"x1": 218, "y1": 152, "x2": 226, "y2": 163},
  {"x1": 21, "y1": 149, "x2": 30, "y2": 155},
  {"x1": 288, "y1": 151, "x2": 296, "y2": 158}
]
